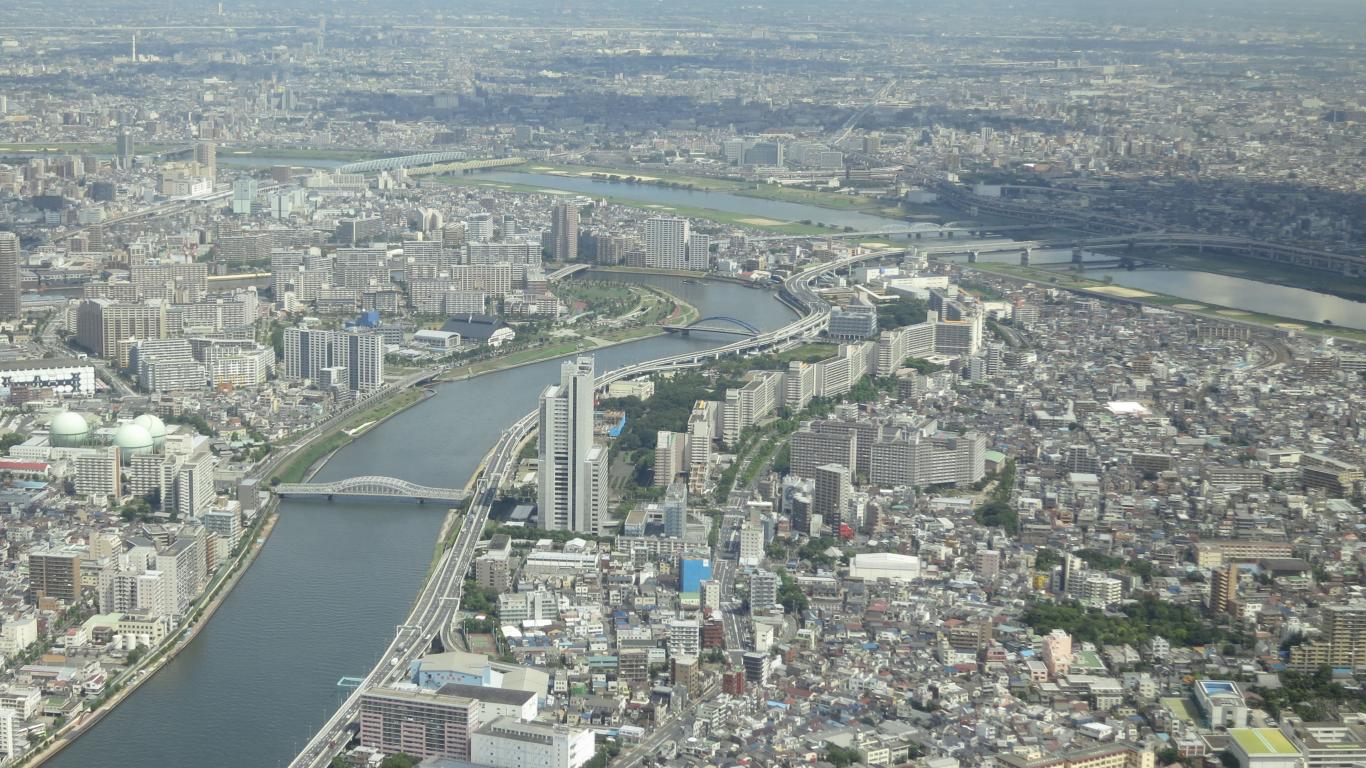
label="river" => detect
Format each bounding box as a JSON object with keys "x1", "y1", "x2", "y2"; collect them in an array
[
  {"x1": 198, "y1": 161, "x2": 1364, "y2": 327},
  {"x1": 474, "y1": 171, "x2": 931, "y2": 232},
  {"x1": 45, "y1": 275, "x2": 795, "y2": 768},
  {"x1": 940, "y1": 247, "x2": 1366, "y2": 331}
]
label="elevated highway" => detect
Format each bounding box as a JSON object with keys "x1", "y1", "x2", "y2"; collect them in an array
[{"x1": 285, "y1": 248, "x2": 896, "y2": 768}]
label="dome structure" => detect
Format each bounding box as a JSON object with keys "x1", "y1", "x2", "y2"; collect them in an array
[
  {"x1": 112, "y1": 423, "x2": 154, "y2": 463},
  {"x1": 49, "y1": 412, "x2": 90, "y2": 448},
  {"x1": 133, "y1": 414, "x2": 167, "y2": 450}
]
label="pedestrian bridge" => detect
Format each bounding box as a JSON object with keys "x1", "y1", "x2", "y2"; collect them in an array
[
  {"x1": 660, "y1": 315, "x2": 761, "y2": 337},
  {"x1": 274, "y1": 475, "x2": 471, "y2": 503}
]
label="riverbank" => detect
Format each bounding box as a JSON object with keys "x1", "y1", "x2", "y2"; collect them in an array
[
  {"x1": 1105, "y1": 246, "x2": 1366, "y2": 304},
  {"x1": 272, "y1": 387, "x2": 434, "y2": 484},
  {"x1": 433, "y1": 174, "x2": 848, "y2": 237},
  {"x1": 964, "y1": 261, "x2": 1366, "y2": 344},
  {"x1": 21, "y1": 506, "x2": 279, "y2": 768},
  {"x1": 521, "y1": 161, "x2": 892, "y2": 211},
  {"x1": 438, "y1": 283, "x2": 699, "y2": 381}
]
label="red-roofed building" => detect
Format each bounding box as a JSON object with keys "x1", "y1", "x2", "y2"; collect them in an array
[{"x1": 0, "y1": 460, "x2": 50, "y2": 478}]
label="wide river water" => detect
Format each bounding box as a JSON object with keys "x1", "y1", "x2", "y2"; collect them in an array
[
  {"x1": 206, "y1": 160, "x2": 1364, "y2": 328},
  {"x1": 46, "y1": 275, "x2": 795, "y2": 768},
  {"x1": 481, "y1": 172, "x2": 1366, "y2": 330}
]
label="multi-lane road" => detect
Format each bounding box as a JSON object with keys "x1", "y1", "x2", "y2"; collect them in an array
[{"x1": 286, "y1": 248, "x2": 899, "y2": 768}]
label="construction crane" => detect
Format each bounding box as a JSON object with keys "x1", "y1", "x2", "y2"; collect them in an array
[{"x1": 833, "y1": 78, "x2": 896, "y2": 146}]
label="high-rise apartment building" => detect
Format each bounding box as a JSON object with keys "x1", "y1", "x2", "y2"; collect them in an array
[
  {"x1": 813, "y1": 463, "x2": 851, "y2": 531},
  {"x1": 28, "y1": 550, "x2": 82, "y2": 603},
  {"x1": 282, "y1": 327, "x2": 333, "y2": 382},
  {"x1": 359, "y1": 686, "x2": 482, "y2": 762},
  {"x1": 663, "y1": 480, "x2": 687, "y2": 539},
  {"x1": 466, "y1": 213, "x2": 494, "y2": 243},
  {"x1": 194, "y1": 140, "x2": 216, "y2": 178},
  {"x1": 750, "y1": 569, "x2": 779, "y2": 614},
  {"x1": 550, "y1": 203, "x2": 579, "y2": 263},
  {"x1": 654, "y1": 430, "x2": 685, "y2": 488},
  {"x1": 645, "y1": 217, "x2": 689, "y2": 270},
  {"x1": 668, "y1": 618, "x2": 701, "y2": 658},
  {"x1": 116, "y1": 128, "x2": 135, "y2": 170},
  {"x1": 1290, "y1": 602, "x2": 1366, "y2": 671},
  {"x1": 75, "y1": 299, "x2": 166, "y2": 362},
  {"x1": 231, "y1": 178, "x2": 258, "y2": 215},
  {"x1": 345, "y1": 331, "x2": 384, "y2": 393},
  {"x1": 538, "y1": 357, "x2": 601, "y2": 533},
  {"x1": 0, "y1": 232, "x2": 19, "y2": 321},
  {"x1": 282, "y1": 328, "x2": 383, "y2": 392},
  {"x1": 1210, "y1": 563, "x2": 1238, "y2": 616}
]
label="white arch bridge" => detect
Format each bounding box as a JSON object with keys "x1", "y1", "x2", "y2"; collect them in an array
[{"x1": 273, "y1": 476, "x2": 471, "y2": 504}]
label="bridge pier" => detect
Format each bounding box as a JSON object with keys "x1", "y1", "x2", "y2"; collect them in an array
[
  {"x1": 1020, "y1": 248, "x2": 1031, "y2": 266},
  {"x1": 968, "y1": 250, "x2": 978, "y2": 264},
  {"x1": 1072, "y1": 246, "x2": 1083, "y2": 264}
]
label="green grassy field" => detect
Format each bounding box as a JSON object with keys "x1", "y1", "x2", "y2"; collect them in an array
[{"x1": 441, "y1": 339, "x2": 597, "y2": 380}]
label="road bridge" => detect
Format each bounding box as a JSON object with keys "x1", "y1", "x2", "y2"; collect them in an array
[
  {"x1": 661, "y1": 315, "x2": 761, "y2": 337},
  {"x1": 546, "y1": 263, "x2": 591, "y2": 282},
  {"x1": 273, "y1": 476, "x2": 471, "y2": 503}
]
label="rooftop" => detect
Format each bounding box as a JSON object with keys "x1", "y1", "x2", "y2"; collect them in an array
[{"x1": 1230, "y1": 728, "x2": 1300, "y2": 757}]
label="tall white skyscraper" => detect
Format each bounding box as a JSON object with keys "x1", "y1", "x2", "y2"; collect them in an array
[
  {"x1": 0, "y1": 232, "x2": 19, "y2": 321},
  {"x1": 644, "y1": 217, "x2": 689, "y2": 270},
  {"x1": 538, "y1": 356, "x2": 601, "y2": 533}
]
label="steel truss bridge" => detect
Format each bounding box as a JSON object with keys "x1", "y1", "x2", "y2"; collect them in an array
[
  {"x1": 273, "y1": 475, "x2": 471, "y2": 503},
  {"x1": 336, "y1": 151, "x2": 469, "y2": 174}
]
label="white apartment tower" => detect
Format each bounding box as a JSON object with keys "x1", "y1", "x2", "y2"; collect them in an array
[
  {"x1": 538, "y1": 356, "x2": 601, "y2": 533},
  {"x1": 645, "y1": 217, "x2": 690, "y2": 270}
]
